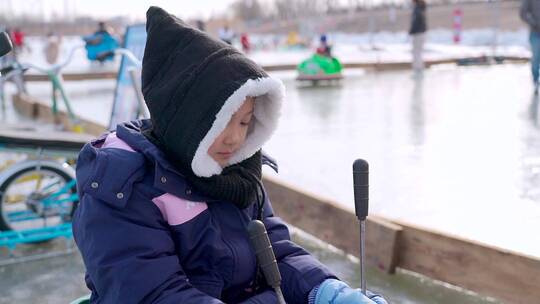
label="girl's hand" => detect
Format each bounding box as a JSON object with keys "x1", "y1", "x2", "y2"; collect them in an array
[{"x1": 312, "y1": 279, "x2": 389, "y2": 304}]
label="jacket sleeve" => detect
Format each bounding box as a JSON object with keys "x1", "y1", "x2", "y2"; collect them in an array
[
  {"x1": 521, "y1": 0, "x2": 538, "y2": 28},
  {"x1": 72, "y1": 193, "x2": 224, "y2": 304},
  {"x1": 259, "y1": 195, "x2": 338, "y2": 304}
]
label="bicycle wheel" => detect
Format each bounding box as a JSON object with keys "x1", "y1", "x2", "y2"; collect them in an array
[{"x1": 0, "y1": 164, "x2": 78, "y2": 231}]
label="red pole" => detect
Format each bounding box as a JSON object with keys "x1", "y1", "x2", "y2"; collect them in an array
[{"x1": 453, "y1": 8, "x2": 463, "y2": 44}]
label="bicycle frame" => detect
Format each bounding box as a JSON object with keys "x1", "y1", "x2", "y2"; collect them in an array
[
  {"x1": 113, "y1": 48, "x2": 148, "y2": 120},
  {"x1": 1, "y1": 45, "x2": 145, "y2": 132},
  {"x1": 0, "y1": 45, "x2": 85, "y2": 131},
  {"x1": 0, "y1": 35, "x2": 145, "y2": 264}
]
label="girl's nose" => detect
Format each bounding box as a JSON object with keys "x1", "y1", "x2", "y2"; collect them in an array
[{"x1": 223, "y1": 126, "x2": 242, "y2": 146}]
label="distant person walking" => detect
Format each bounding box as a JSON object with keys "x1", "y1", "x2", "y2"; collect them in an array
[
  {"x1": 43, "y1": 32, "x2": 62, "y2": 65},
  {"x1": 520, "y1": 0, "x2": 540, "y2": 94},
  {"x1": 409, "y1": 0, "x2": 427, "y2": 71},
  {"x1": 218, "y1": 24, "x2": 235, "y2": 45}
]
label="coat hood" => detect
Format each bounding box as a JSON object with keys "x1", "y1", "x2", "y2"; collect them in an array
[{"x1": 142, "y1": 6, "x2": 284, "y2": 178}]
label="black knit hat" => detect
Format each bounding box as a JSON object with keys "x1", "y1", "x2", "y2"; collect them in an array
[{"x1": 142, "y1": 6, "x2": 284, "y2": 178}]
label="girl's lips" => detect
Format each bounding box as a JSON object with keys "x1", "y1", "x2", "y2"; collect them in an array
[{"x1": 218, "y1": 152, "x2": 233, "y2": 157}]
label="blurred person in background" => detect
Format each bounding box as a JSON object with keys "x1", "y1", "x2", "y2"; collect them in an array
[
  {"x1": 219, "y1": 24, "x2": 235, "y2": 45},
  {"x1": 409, "y1": 0, "x2": 427, "y2": 72},
  {"x1": 12, "y1": 28, "x2": 27, "y2": 54},
  {"x1": 520, "y1": 0, "x2": 540, "y2": 94},
  {"x1": 86, "y1": 21, "x2": 114, "y2": 44},
  {"x1": 43, "y1": 32, "x2": 62, "y2": 65},
  {"x1": 83, "y1": 21, "x2": 119, "y2": 63},
  {"x1": 196, "y1": 19, "x2": 206, "y2": 32},
  {"x1": 316, "y1": 34, "x2": 332, "y2": 57},
  {"x1": 240, "y1": 32, "x2": 250, "y2": 53}
]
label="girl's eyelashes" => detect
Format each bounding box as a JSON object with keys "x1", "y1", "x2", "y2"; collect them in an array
[{"x1": 240, "y1": 115, "x2": 253, "y2": 126}]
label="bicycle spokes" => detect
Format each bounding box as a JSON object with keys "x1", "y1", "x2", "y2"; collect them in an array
[{"x1": 1, "y1": 169, "x2": 77, "y2": 231}]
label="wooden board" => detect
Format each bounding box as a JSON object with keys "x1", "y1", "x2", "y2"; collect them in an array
[
  {"x1": 296, "y1": 73, "x2": 344, "y2": 81},
  {"x1": 12, "y1": 93, "x2": 105, "y2": 136},
  {"x1": 0, "y1": 124, "x2": 94, "y2": 151},
  {"x1": 23, "y1": 71, "x2": 117, "y2": 82},
  {"x1": 19, "y1": 57, "x2": 529, "y2": 82},
  {"x1": 395, "y1": 220, "x2": 540, "y2": 304},
  {"x1": 263, "y1": 176, "x2": 401, "y2": 273}
]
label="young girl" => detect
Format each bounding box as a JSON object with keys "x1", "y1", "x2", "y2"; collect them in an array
[{"x1": 73, "y1": 7, "x2": 387, "y2": 304}]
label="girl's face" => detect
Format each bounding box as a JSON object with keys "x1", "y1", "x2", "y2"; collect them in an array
[{"x1": 208, "y1": 97, "x2": 255, "y2": 167}]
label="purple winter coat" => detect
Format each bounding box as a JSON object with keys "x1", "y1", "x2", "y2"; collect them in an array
[{"x1": 73, "y1": 120, "x2": 336, "y2": 303}]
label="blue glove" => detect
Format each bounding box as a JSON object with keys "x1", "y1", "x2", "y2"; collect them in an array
[{"x1": 309, "y1": 279, "x2": 389, "y2": 304}]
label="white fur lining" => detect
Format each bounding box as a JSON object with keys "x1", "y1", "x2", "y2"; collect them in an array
[{"x1": 191, "y1": 77, "x2": 285, "y2": 177}]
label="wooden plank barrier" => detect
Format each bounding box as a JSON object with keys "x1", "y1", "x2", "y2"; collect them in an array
[
  {"x1": 23, "y1": 71, "x2": 117, "y2": 82},
  {"x1": 395, "y1": 221, "x2": 540, "y2": 304},
  {"x1": 11, "y1": 93, "x2": 106, "y2": 136},
  {"x1": 20, "y1": 56, "x2": 529, "y2": 82},
  {"x1": 263, "y1": 175, "x2": 540, "y2": 304}
]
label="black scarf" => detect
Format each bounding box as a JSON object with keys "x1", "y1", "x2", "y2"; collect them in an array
[
  {"x1": 186, "y1": 151, "x2": 262, "y2": 209},
  {"x1": 144, "y1": 128, "x2": 261, "y2": 209}
]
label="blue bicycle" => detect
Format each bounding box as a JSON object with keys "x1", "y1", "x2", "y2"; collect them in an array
[
  {"x1": 0, "y1": 30, "x2": 143, "y2": 263},
  {"x1": 0, "y1": 127, "x2": 91, "y2": 257}
]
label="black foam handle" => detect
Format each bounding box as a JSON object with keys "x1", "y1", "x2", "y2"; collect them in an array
[
  {"x1": 353, "y1": 159, "x2": 369, "y2": 220},
  {"x1": 0, "y1": 32, "x2": 13, "y2": 57},
  {"x1": 247, "y1": 220, "x2": 282, "y2": 288}
]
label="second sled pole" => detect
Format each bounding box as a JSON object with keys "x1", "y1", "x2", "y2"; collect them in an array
[{"x1": 353, "y1": 159, "x2": 369, "y2": 295}]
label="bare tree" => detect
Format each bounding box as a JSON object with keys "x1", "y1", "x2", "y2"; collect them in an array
[{"x1": 231, "y1": 0, "x2": 265, "y2": 21}]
